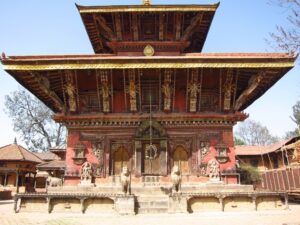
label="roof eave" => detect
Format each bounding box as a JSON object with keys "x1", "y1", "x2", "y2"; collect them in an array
[{"x1": 76, "y1": 3, "x2": 220, "y2": 13}]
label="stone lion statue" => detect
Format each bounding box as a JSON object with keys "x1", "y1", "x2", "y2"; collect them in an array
[
  {"x1": 120, "y1": 166, "x2": 130, "y2": 195},
  {"x1": 46, "y1": 175, "x2": 62, "y2": 187},
  {"x1": 171, "y1": 165, "x2": 182, "y2": 193}
]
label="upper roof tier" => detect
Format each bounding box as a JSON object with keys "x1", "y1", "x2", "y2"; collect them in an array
[
  {"x1": 1, "y1": 53, "x2": 296, "y2": 114},
  {"x1": 77, "y1": 3, "x2": 219, "y2": 54}
]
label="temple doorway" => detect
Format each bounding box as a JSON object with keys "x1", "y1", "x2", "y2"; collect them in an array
[
  {"x1": 173, "y1": 146, "x2": 189, "y2": 174},
  {"x1": 142, "y1": 143, "x2": 160, "y2": 175},
  {"x1": 112, "y1": 147, "x2": 129, "y2": 175}
]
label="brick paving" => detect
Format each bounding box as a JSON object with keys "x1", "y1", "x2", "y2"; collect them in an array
[{"x1": 0, "y1": 200, "x2": 300, "y2": 225}]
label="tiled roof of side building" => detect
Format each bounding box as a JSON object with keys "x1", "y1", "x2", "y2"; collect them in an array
[
  {"x1": 235, "y1": 136, "x2": 300, "y2": 156},
  {"x1": 34, "y1": 151, "x2": 61, "y2": 161},
  {"x1": 0, "y1": 144, "x2": 43, "y2": 164}
]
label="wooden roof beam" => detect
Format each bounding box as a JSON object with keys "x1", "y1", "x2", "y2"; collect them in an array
[
  {"x1": 132, "y1": 13, "x2": 139, "y2": 41},
  {"x1": 114, "y1": 13, "x2": 122, "y2": 41},
  {"x1": 159, "y1": 13, "x2": 164, "y2": 41},
  {"x1": 93, "y1": 14, "x2": 117, "y2": 41},
  {"x1": 30, "y1": 72, "x2": 65, "y2": 112},
  {"x1": 181, "y1": 12, "x2": 203, "y2": 41},
  {"x1": 175, "y1": 13, "x2": 182, "y2": 41},
  {"x1": 234, "y1": 71, "x2": 265, "y2": 111}
]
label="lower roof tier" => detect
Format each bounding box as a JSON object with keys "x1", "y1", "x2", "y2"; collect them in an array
[{"x1": 1, "y1": 53, "x2": 296, "y2": 113}]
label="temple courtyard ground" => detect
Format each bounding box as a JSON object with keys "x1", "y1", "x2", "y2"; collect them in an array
[{"x1": 0, "y1": 200, "x2": 300, "y2": 225}]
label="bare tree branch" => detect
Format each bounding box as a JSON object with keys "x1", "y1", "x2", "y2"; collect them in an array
[{"x1": 4, "y1": 87, "x2": 66, "y2": 151}]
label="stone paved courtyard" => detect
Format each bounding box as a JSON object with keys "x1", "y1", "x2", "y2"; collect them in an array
[{"x1": 0, "y1": 200, "x2": 300, "y2": 225}]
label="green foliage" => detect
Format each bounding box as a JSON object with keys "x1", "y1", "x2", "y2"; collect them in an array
[
  {"x1": 239, "y1": 165, "x2": 261, "y2": 185},
  {"x1": 234, "y1": 137, "x2": 246, "y2": 146},
  {"x1": 4, "y1": 87, "x2": 66, "y2": 151}
]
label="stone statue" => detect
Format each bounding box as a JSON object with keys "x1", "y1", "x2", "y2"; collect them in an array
[
  {"x1": 80, "y1": 162, "x2": 93, "y2": 184},
  {"x1": 46, "y1": 175, "x2": 62, "y2": 187},
  {"x1": 171, "y1": 165, "x2": 182, "y2": 193},
  {"x1": 120, "y1": 166, "x2": 130, "y2": 195},
  {"x1": 207, "y1": 158, "x2": 220, "y2": 181}
]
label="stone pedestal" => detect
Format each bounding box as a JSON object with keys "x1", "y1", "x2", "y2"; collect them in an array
[
  {"x1": 115, "y1": 195, "x2": 135, "y2": 215},
  {"x1": 168, "y1": 195, "x2": 187, "y2": 213}
]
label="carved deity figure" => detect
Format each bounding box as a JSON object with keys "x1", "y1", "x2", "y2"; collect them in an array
[
  {"x1": 162, "y1": 72, "x2": 172, "y2": 111},
  {"x1": 207, "y1": 158, "x2": 220, "y2": 181},
  {"x1": 100, "y1": 74, "x2": 110, "y2": 113},
  {"x1": 65, "y1": 75, "x2": 77, "y2": 112},
  {"x1": 188, "y1": 69, "x2": 200, "y2": 112},
  {"x1": 223, "y1": 70, "x2": 234, "y2": 111},
  {"x1": 128, "y1": 75, "x2": 137, "y2": 112},
  {"x1": 80, "y1": 162, "x2": 93, "y2": 184},
  {"x1": 200, "y1": 142, "x2": 210, "y2": 157},
  {"x1": 92, "y1": 143, "x2": 104, "y2": 176},
  {"x1": 120, "y1": 166, "x2": 130, "y2": 195},
  {"x1": 171, "y1": 165, "x2": 182, "y2": 193}
]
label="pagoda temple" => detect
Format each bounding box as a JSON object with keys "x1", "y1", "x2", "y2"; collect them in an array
[{"x1": 1, "y1": 1, "x2": 295, "y2": 214}]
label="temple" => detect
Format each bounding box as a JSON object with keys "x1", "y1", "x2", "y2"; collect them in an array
[{"x1": 0, "y1": 1, "x2": 296, "y2": 214}]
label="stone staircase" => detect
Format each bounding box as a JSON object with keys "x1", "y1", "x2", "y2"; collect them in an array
[{"x1": 135, "y1": 195, "x2": 169, "y2": 214}]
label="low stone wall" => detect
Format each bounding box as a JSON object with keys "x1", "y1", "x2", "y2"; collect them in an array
[
  {"x1": 14, "y1": 193, "x2": 135, "y2": 215},
  {"x1": 14, "y1": 190, "x2": 288, "y2": 215}
]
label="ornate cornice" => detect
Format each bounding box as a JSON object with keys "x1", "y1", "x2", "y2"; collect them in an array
[
  {"x1": 3, "y1": 62, "x2": 294, "y2": 71},
  {"x1": 60, "y1": 118, "x2": 237, "y2": 128}
]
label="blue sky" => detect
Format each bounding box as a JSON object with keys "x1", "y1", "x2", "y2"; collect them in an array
[{"x1": 0, "y1": 0, "x2": 299, "y2": 147}]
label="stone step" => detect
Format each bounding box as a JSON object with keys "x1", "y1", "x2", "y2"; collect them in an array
[
  {"x1": 136, "y1": 200, "x2": 169, "y2": 208},
  {"x1": 135, "y1": 196, "x2": 169, "y2": 214},
  {"x1": 137, "y1": 208, "x2": 169, "y2": 214}
]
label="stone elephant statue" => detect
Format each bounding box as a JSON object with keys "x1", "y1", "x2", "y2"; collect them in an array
[{"x1": 46, "y1": 176, "x2": 63, "y2": 187}]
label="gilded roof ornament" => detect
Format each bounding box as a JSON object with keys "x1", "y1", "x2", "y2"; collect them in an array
[
  {"x1": 143, "y1": 0, "x2": 151, "y2": 5},
  {"x1": 143, "y1": 45, "x2": 155, "y2": 56}
]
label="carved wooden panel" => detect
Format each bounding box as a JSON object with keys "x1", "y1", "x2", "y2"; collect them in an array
[
  {"x1": 142, "y1": 143, "x2": 160, "y2": 175},
  {"x1": 113, "y1": 147, "x2": 129, "y2": 175},
  {"x1": 173, "y1": 146, "x2": 189, "y2": 174}
]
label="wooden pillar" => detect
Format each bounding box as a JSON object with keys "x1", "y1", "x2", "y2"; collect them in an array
[
  {"x1": 160, "y1": 140, "x2": 168, "y2": 176},
  {"x1": 4, "y1": 172, "x2": 7, "y2": 187},
  {"x1": 34, "y1": 173, "x2": 37, "y2": 190},
  {"x1": 15, "y1": 171, "x2": 19, "y2": 193},
  {"x1": 135, "y1": 141, "x2": 142, "y2": 177}
]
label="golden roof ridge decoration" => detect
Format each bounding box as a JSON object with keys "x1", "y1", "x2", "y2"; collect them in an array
[{"x1": 143, "y1": 0, "x2": 151, "y2": 6}]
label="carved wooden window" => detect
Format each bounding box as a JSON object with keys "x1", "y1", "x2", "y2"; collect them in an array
[
  {"x1": 141, "y1": 79, "x2": 159, "y2": 112},
  {"x1": 73, "y1": 142, "x2": 87, "y2": 165},
  {"x1": 215, "y1": 143, "x2": 229, "y2": 164},
  {"x1": 200, "y1": 89, "x2": 219, "y2": 112}
]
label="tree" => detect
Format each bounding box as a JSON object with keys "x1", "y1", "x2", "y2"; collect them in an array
[
  {"x1": 4, "y1": 88, "x2": 66, "y2": 151},
  {"x1": 283, "y1": 101, "x2": 300, "y2": 139},
  {"x1": 268, "y1": 0, "x2": 300, "y2": 54},
  {"x1": 235, "y1": 119, "x2": 279, "y2": 145}
]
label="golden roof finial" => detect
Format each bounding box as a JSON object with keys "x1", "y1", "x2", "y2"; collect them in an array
[{"x1": 143, "y1": 0, "x2": 151, "y2": 5}]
